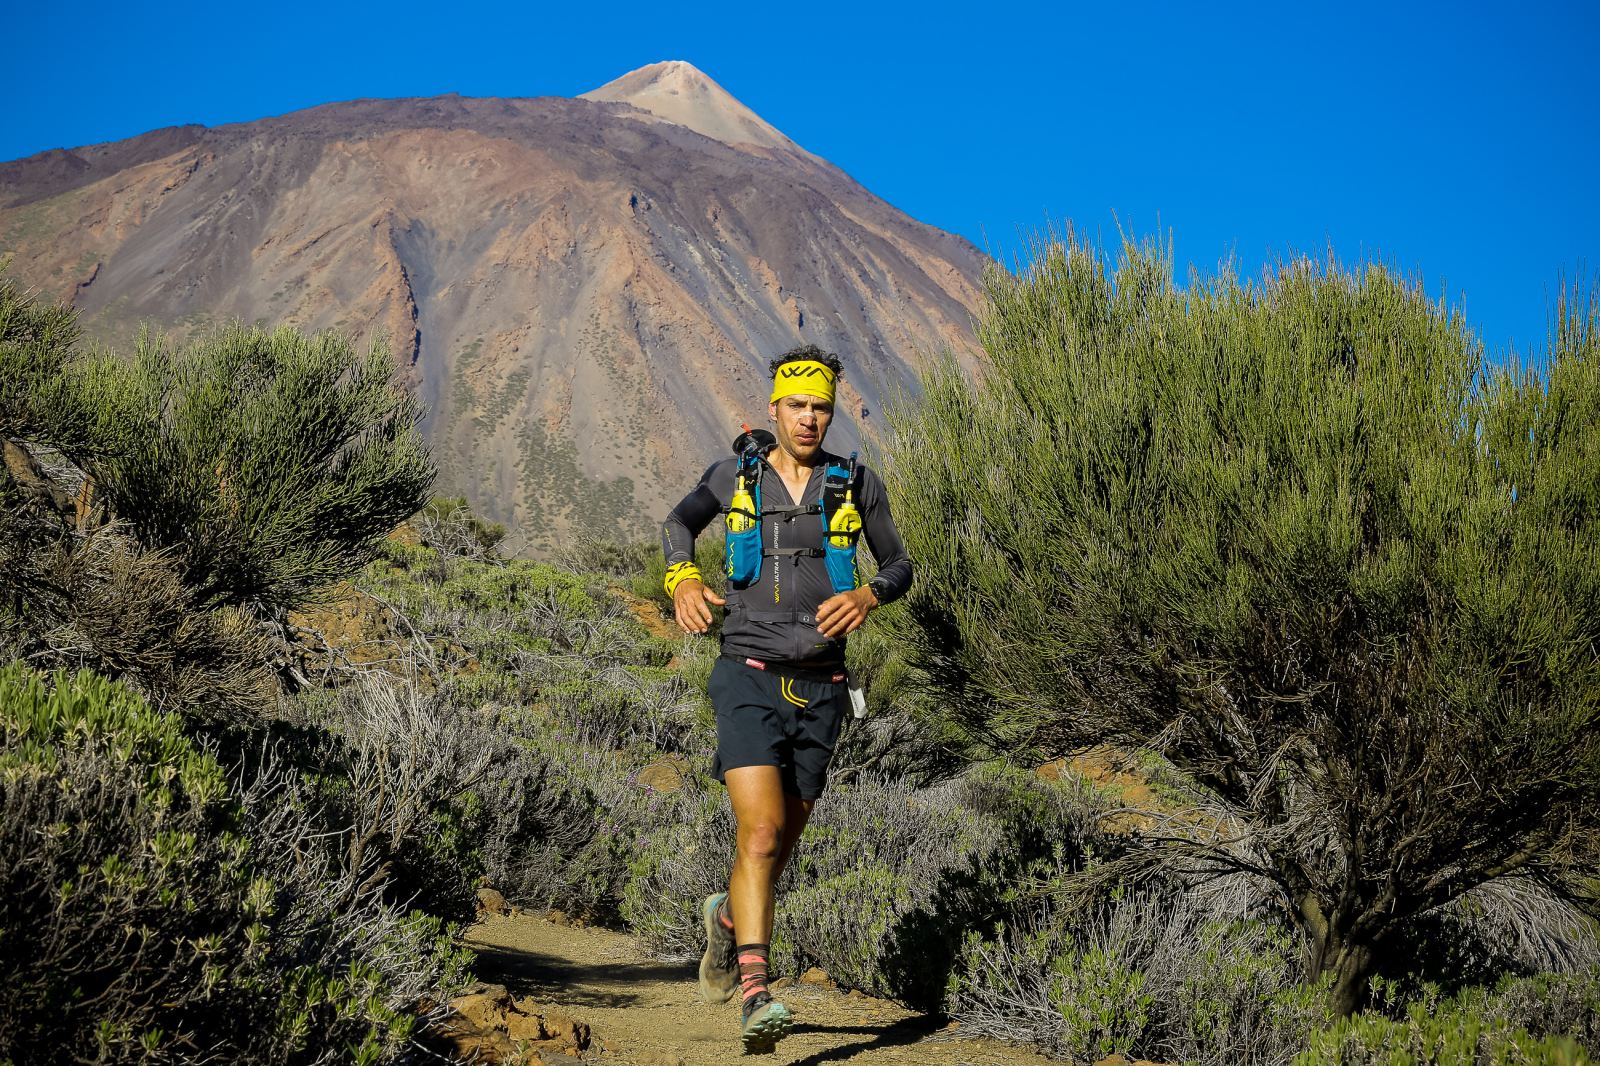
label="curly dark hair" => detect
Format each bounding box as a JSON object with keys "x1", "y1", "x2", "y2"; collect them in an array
[{"x1": 769, "y1": 343, "x2": 844, "y2": 379}]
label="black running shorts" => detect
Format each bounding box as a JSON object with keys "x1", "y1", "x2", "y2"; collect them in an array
[{"x1": 708, "y1": 656, "x2": 848, "y2": 800}]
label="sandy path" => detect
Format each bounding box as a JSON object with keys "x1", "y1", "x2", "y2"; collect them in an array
[{"x1": 464, "y1": 913, "x2": 1056, "y2": 1065}]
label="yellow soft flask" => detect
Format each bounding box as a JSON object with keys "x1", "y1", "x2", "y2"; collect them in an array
[
  {"x1": 724, "y1": 423, "x2": 766, "y2": 587},
  {"x1": 821, "y1": 453, "x2": 861, "y2": 593}
]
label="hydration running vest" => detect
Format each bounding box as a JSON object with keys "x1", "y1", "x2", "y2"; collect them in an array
[{"x1": 723, "y1": 426, "x2": 862, "y2": 595}]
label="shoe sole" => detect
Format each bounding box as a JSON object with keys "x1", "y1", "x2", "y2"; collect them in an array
[
  {"x1": 698, "y1": 893, "x2": 736, "y2": 1004},
  {"x1": 741, "y1": 1001, "x2": 794, "y2": 1055}
]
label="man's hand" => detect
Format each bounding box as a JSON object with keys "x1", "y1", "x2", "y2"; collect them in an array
[
  {"x1": 672, "y1": 578, "x2": 726, "y2": 635},
  {"x1": 815, "y1": 585, "x2": 879, "y2": 639}
]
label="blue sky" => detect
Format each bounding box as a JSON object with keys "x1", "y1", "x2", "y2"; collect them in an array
[{"x1": 4, "y1": 0, "x2": 1595, "y2": 359}]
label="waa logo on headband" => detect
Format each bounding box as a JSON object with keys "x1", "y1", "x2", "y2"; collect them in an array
[{"x1": 779, "y1": 364, "x2": 832, "y2": 380}]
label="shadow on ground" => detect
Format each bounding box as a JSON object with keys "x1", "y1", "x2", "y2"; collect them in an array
[
  {"x1": 469, "y1": 943, "x2": 698, "y2": 1010},
  {"x1": 786, "y1": 1016, "x2": 947, "y2": 1065}
]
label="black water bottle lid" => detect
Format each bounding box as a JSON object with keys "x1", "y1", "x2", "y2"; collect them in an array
[{"x1": 731, "y1": 426, "x2": 777, "y2": 457}]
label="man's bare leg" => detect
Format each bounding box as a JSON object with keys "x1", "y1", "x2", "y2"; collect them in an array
[
  {"x1": 724, "y1": 769, "x2": 816, "y2": 939},
  {"x1": 724, "y1": 765, "x2": 786, "y2": 941},
  {"x1": 721, "y1": 766, "x2": 809, "y2": 1050}
]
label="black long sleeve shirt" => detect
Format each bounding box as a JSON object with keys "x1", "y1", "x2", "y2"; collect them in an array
[{"x1": 661, "y1": 449, "x2": 913, "y2": 668}]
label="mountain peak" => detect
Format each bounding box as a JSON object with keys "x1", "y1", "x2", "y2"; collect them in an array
[{"x1": 580, "y1": 61, "x2": 799, "y2": 154}]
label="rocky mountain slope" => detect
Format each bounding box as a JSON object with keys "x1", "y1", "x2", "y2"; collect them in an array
[{"x1": 0, "y1": 62, "x2": 988, "y2": 551}]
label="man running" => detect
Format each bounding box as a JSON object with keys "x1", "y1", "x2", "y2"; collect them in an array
[{"x1": 660, "y1": 344, "x2": 913, "y2": 1053}]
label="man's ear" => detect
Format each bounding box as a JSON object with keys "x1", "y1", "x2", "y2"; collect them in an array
[{"x1": 768, "y1": 400, "x2": 778, "y2": 423}]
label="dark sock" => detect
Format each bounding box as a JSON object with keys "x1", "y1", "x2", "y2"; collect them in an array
[{"x1": 737, "y1": 943, "x2": 770, "y2": 1017}]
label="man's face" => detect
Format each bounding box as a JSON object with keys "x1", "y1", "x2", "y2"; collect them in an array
[{"x1": 769, "y1": 392, "x2": 833, "y2": 464}]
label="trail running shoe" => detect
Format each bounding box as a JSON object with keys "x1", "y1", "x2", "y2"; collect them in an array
[
  {"x1": 740, "y1": 991, "x2": 794, "y2": 1055},
  {"x1": 698, "y1": 892, "x2": 738, "y2": 1003}
]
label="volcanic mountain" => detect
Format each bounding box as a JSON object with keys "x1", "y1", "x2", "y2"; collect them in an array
[{"x1": 0, "y1": 61, "x2": 988, "y2": 551}]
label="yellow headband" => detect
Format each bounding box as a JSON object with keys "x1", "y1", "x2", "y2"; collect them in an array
[{"x1": 769, "y1": 360, "x2": 838, "y2": 404}]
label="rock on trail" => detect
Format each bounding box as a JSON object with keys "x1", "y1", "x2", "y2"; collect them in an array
[{"x1": 455, "y1": 911, "x2": 1060, "y2": 1065}]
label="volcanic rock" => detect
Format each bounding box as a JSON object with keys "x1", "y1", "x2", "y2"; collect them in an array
[{"x1": 0, "y1": 61, "x2": 987, "y2": 552}]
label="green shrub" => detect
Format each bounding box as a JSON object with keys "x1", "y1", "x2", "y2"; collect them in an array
[
  {"x1": 0, "y1": 274, "x2": 109, "y2": 455},
  {"x1": 414, "y1": 495, "x2": 506, "y2": 557},
  {"x1": 362, "y1": 548, "x2": 612, "y2": 637},
  {"x1": 73, "y1": 323, "x2": 434, "y2": 611},
  {"x1": 0, "y1": 664, "x2": 256, "y2": 1063},
  {"x1": 297, "y1": 678, "x2": 501, "y2": 920},
  {"x1": 2, "y1": 287, "x2": 273, "y2": 724},
  {"x1": 476, "y1": 759, "x2": 619, "y2": 916},
  {"x1": 884, "y1": 236, "x2": 1600, "y2": 1014},
  {"x1": 555, "y1": 535, "x2": 660, "y2": 578},
  {"x1": 288, "y1": 672, "x2": 690, "y2": 924},
  {"x1": 1050, "y1": 943, "x2": 1152, "y2": 1061},
  {"x1": 0, "y1": 665, "x2": 468, "y2": 1065},
  {"x1": 829, "y1": 619, "x2": 969, "y2": 787},
  {"x1": 1161, "y1": 920, "x2": 1333, "y2": 1064},
  {"x1": 950, "y1": 917, "x2": 1075, "y2": 1054},
  {"x1": 0, "y1": 510, "x2": 272, "y2": 724},
  {"x1": 338, "y1": 537, "x2": 724, "y2": 920},
  {"x1": 1469, "y1": 968, "x2": 1600, "y2": 1053},
  {"x1": 432, "y1": 558, "x2": 597, "y2": 619},
  {"x1": 949, "y1": 878, "x2": 1333, "y2": 1065},
  {"x1": 441, "y1": 664, "x2": 527, "y2": 707},
  {"x1": 459, "y1": 722, "x2": 642, "y2": 920},
  {"x1": 953, "y1": 881, "x2": 1593, "y2": 1064},
  {"x1": 540, "y1": 659, "x2": 712, "y2": 757},
  {"x1": 776, "y1": 771, "x2": 1090, "y2": 1009},
  {"x1": 238, "y1": 770, "x2": 472, "y2": 1066},
  {"x1": 361, "y1": 543, "x2": 706, "y2": 755},
  {"x1": 1298, "y1": 1006, "x2": 1594, "y2": 1065},
  {"x1": 1375, "y1": 882, "x2": 1600, "y2": 1006}
]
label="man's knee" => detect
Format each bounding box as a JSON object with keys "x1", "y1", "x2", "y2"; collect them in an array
[{"x1": 737, "y1": 820, "x2": 784, "y2": 862}]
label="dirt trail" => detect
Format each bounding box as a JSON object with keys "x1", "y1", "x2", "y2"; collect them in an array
[{"x1": 464, "y1": 912, "x2": 1056, "y2": 1066}]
